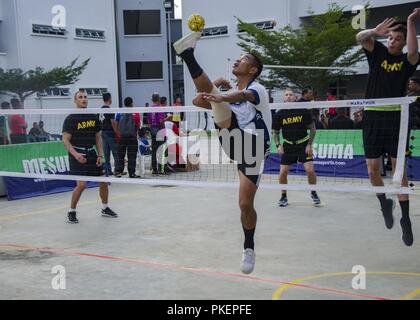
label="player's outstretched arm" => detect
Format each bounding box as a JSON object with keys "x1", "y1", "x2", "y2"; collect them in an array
[{"x1": 407, "y1": 8, "x2": 420, "y2": 66}]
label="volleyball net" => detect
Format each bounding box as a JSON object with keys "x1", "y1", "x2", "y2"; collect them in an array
[{"x1": 0, "y1": 96, "x2": 417, "y2": 196}]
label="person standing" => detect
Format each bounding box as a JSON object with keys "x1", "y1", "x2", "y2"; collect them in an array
[
  {"x1": 115, "y1": 97, "x2": 141, "y2": 178},
  {"x1": 62, "y1": 90, "x2": 118, "y2": 224},
  {"x1": 100, "y1": 93, "x2": 119, "y2": 176},
  {"x1": 273, "y1": 88, "x2": 321, "y2": 207},
  {"x1": 9, "y1": 98, "x2": 27, "y2": 144}
]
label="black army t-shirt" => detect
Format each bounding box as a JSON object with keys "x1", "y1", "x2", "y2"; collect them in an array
[
  {"x1": 365, "y1": 40, "x2": 420, "y2": 99},
  {"x1": 273, "y1": 108, "x2": 313, "y2": 141},
  {"x1": 62, "y1": 113, "x2": 101, "y2": 147}
]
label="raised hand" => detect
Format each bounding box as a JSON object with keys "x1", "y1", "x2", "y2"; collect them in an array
[
  {"x1": 374, "y1": 18, "x2": 401, "y2": 37},
  {"x1": 408, "y1": 8, "x2": 420, "y2": 22}
]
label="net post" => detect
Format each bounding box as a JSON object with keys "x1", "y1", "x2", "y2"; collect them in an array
[{"x1": 392, "y1": 103, "x2": 410, "y2": 186}]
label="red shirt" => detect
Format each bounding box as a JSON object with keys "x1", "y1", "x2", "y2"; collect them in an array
[
  {"x1": 9, "y1": 114, "x2": 27, "y2": 135},
  {"x1": 327, "y1": 95, "x2": 337, "y2": 116}
]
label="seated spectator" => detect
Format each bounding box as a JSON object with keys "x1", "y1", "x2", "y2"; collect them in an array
[
  {"x1": 136, "y1": 127, "x2": 151, "y2": 177},
  {"x1": 28, "y1": 122, "x2": 42, "y2": 142},
  {"x1": 328, "y1": 108, "x2": 354, "y2": 129},
  {"x1": 38, "y1": 121, "x2": 50, "y2": 141}
]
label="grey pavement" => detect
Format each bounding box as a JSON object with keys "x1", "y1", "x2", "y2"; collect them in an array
[{"x1": 0, "y1": 183, "x2": 419, "y2": 300}]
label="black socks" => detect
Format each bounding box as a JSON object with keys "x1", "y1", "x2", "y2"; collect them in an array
[
  {"x1": 243, "y1": 227, "x2": 255, "y2": 250},
  {"x1": 400, "y1": 200, "x2": 409, "y2": 220},
  {"x1": 179, "y1": 48, "x2": 203, "y2": 79}
]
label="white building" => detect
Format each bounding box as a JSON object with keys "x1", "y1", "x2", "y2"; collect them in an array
[
  {"x1": 0, "y1": 0, "x2": 119, "y2": 116},
  {"x1": 181, "y1": 0, "x2": 420, "y2": 103}
]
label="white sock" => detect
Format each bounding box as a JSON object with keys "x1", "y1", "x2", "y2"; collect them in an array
[
  {"x1": 69, "y1": 208, "x2": 76, "y2": 213},
  {"x1": 102, "y1": 203, "x2": 108, "y2": 210},
  {"x1": 210, "y1": 86, "x2": 232, "y2": 124}
]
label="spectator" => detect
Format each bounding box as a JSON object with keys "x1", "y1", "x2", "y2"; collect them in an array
[
  {"x1": 353, "y1": 110, "x2": 364, "y2": 129},
  {"x1": 142, "y1": 102, "x2": 150, "y2": 127},
  {"x1": 100, "y1": 93, "x2": 119, "y2": 176},
  {"x1": 149, "y1": 93, "x2": 167, "y2": 175},
  {"x1": 9, "y1": 98, "x2": 27, "y2": 144},
  {"x1": 115, "y1": 97, "x2": 141, "y2": 178},
  {"x1": 299, "y1": 86, "x2": 315, "y2": 102},
  {"x1": 136, "y1": 127, "x2": 151, "y2": 177},
  {"x1": 311, "y1": 109, "x2": 325, "y2": 129},
  {"x1": 0, "y1": 102, "x2": 11, "y2": 142},
  {"x1": 172, "y1": 95, "x2": 185, "y2": 129},
  {"x1": 408, "y1": 76, "x2": 420, "y2": 129},
  {"x1": 326, "y1": 89, "x2": 337, "y2": 117},
  {"x1": 0, "y1": 127, "x2": 9, "y2": 145},
  {"x1": 28, "y1": 122, "x2": 42, "y2": 141},
  {"x1": 328, "y1": 108, "x2": 354, "y2": 129},
  {"x1": 38, "y1": 121, "x2": 50, "y2": 141}
]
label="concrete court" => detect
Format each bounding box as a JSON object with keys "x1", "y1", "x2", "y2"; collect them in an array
[{"x1": 0, "y1": 182, "x2": 419, "y2": 300}]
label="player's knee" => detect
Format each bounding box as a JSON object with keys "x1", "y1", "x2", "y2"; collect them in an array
[
  {"x1": 239, "y1": 200, "x2": 253, "y2": 213},
  {"x1": 77, "y1": 181, "x2": 87, "y2": 190},
  {"x1": 367, "y1": 165, "x2": 381, "y2": 177}
]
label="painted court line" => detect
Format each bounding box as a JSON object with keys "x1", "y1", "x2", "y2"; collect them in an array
[{"x1": 0, "y1": 244, "x2": 390, "y2": 300}]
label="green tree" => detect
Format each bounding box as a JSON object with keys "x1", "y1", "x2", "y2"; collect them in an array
[
  {"x1": 0, "y1": 58, "x2": 90, "y2": 105},
  {"x1": 237, "y1": 3, "x2": 366, "y2": 93}
]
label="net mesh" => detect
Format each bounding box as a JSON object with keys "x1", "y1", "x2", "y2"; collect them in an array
[{"x1": 0, "y1": 97, "x2": 416, "y2": 195}]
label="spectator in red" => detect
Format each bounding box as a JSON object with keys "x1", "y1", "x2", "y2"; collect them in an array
[
  {"x1": 9, "y1": 98, "x2": 27, "y2": 144},
  {"x1": 326, "y1": 89, "x2": 337, "y2": 118}
]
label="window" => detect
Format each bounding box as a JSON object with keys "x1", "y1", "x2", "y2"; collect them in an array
[
  {"x1": 79, "y1": 88, "x2": 109, "y2": 96},
  {"x1": 75, "y1": 28, "x2": 105, "y2": 40},
  {"x1": 124, "y1": 10, "x2": 161, "y2": 35},
  {"x1": 237, "y1": 20, "x2": 276, "y2": 33},
  {"x1": 32, "y1": 24, "x2": 67, "y2": 36},
  {"x1": 202, "y1": 26, "x2": 228, "y2": 38},
  {"x1": 126, "y1": 61, "x2": 163, "y2": 80},
  {"x1": 37, "y1": 88, "x2": 70, "y2": 97}
]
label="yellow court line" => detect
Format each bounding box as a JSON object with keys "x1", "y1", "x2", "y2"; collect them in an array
[
  {"x1": 272, "y1": 271, "x2": 420, "y2": 300},
  {"x1": 0, "y1": 189, "x2": 156, "y2": 222}
]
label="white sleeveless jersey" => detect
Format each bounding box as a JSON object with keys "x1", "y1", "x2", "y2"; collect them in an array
[{"x1": 229, "y1": 81, "x2": 272, "y2": 138}]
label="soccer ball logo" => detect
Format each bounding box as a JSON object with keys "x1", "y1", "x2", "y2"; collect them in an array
[{"x1": 187, "y1": 14, "x2": 205, "y2": 32}]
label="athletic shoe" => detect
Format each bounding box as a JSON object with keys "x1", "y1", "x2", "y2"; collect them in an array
[
  {"x1": 400, "y1": 217, "x2": 414, "y2": 247},
  {"x1": 173, "y1": 32, "x2": 202, "y2": 55},
  {"x1": 311, "y1": 192, "x2": 321, "y2": 206},
  {"x1": 114, "y1": 172, "x2": 122, "y2": 178},
  {"x1": 129, "y1": 174, "x2": 140, "y2": 178},
  {"x1": 101, "y1": 207, "x2": 118, "y2": 218},
  {"x1": 381, "y1": 199, "x2": 395, "y2": 230},
  {"x1": 240, "y1": 248, "x2": 256, "y2": 274},
  {"x1": 278, "y1": 196, "x2": 288, "y2": 207},
  {"x1": 67, "y1": 211, "x2": 79, "y2": 224}
]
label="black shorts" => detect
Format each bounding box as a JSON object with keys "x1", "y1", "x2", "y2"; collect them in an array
[
  {"x1": 69, "y1": 148, "x2": 104, "y2": 177},
  {"x1": 362, "y1": 111, "x2": 408, "y2": 159},
  {"x1": 281, "y1": 143, "x2": 313, "y2": 165},
  {"x1": 215, "y1": 112, "x2": 270, "y2": 186}
]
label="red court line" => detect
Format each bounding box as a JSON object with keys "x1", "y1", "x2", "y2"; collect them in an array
[{"x1": 0, "y1": 244, "x2": 391, "y2": 300}]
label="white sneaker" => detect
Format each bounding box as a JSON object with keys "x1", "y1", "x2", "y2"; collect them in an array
[
  {"x1": 240, "y1": 248, "x2": 255, "y2": 274},
  {"x1": 173, "y1": 32, "x2": 202, "y2": 55}
]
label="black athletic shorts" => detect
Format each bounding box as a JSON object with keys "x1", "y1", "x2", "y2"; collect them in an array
[
  {"x1": 362, "y1": 111, "x2": 409, "y2": 159},
  {"x1": 215, "y1": 112, "x2": 270, "y2": 187},
  {"x1": 69, "y1": 147, "x2": 104, "y2": 177},
  {"x1": 281, "y1": 142, "x2": 313, "y2": 165}
]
